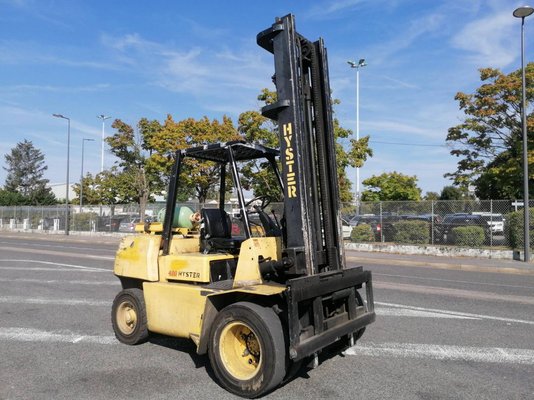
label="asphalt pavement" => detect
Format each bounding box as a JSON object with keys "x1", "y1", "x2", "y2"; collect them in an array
[
  {"x1": 1, "y1": 230, "x2": 533, "y2": 399},
  {"x1": 3, "y1": 230, "x2": 533, "y2": 275}
]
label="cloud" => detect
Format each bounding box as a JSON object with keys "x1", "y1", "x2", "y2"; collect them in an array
[
  {"x1": 306, "y1": 0, "x2": 369, "y2": 18},
  {"x1": 0, "y1": 39, "x2": 119, "y2": 70},
  {"x1": 0, "y1": 83, "x2": 111, "y2": 94},
  {"x1": 370, "y1": 12, "x2": 446, "y2": 65},
  {"x1": 451, "y1": 10, "x2": 517, "y2": 68},
  {"x1": 100, "y1": 32, "x2": 273, "y2": 116}
]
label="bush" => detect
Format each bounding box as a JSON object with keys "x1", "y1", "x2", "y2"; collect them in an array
[
  {"x1": 71, "y1": 212, "x2": 98, "y2": 231},
  {"x1": 351, "y1": 223, "x2": 375, "y2": 242},
  {"x1": 451, "y1": 226, "x2": 485, "y2": 247},
  {"x1": 505, "y1": 207, "x2": 534, "y2": 249},
  {"x1": 391, "y1": 220, "x2": 429, "y2": 245}
]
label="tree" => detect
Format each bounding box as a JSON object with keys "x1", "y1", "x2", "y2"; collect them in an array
[
  {"x1": 361, "y1": 172, "x2": 421, "y2": 201},
  {"x1": 3, "y1": 139, "x2": 56, "y2": 205},
  {"x1": 145, "y1": 115, "x2": 242, "y2": 205},
  {"x1": 72, "y1": 168, "x2": 139, "y2": 206},
  {"x1": 439, "y1": 185, "x2": 467, "y2": 200},
  {"x1": 238, "y1": 89, "x2": 373, "y2": 202},
  {"x1": 0, "y1": 188, "x2": 28, "y2": 206},
  {"x1": 424, "y1": 191, "x2": 439, "y2": 201},
  {"x1": 445, "y1": 64, "x2": 533, "y2": 199},
  {"x1": 106, "y1": 115, "x2": 242, "y2": 208},
  {"x1": 105, "y1": 119, "x2": 164, "y2": 219}
]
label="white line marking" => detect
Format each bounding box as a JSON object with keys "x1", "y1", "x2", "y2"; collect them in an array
[
  {"x1": 0, "y1": 241, "x2": 117, "y2": 253},
  {"x1": 0, "y1": 246, "x2": 115, "y2": 261},
  {"x1": 0, "y1": 327, "x2": 116, "y2": 345},
  {"x1": 0, "y1": 267, "x2": 107, "y2": 273},
  {"x1": 0, "y1": 296, "x2": 110, "y2": 306},
  {"x1": 376, "y1": 301, "x2": 534, "y2": 325},
  {"x1": 345, "y1": 342, "x2": 534, "y2": 365},
  {"x1": 0, "y1": 277, "x2": 119, "y2": 285},
  {"x1": 0, "y1": 259, "x2": 109, "y2": 271},
  {"x1": 375, "y1": 308, "x2": 478, "y2": 320}
]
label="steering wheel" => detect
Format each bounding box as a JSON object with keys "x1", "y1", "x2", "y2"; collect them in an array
[{"x1": 244, "y1": 195, "x2": 272, "y2": 211}]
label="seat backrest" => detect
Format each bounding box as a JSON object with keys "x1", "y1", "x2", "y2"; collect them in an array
[{"x1": 201, "y1": 208, "x2": 231, "y2": 239}]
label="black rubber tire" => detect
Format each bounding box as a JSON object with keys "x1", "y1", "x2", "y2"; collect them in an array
[
  {"x1": 208, "y1": 302, "x2": 287, "y2": 398},
  {"x1": 111, "y1": 288, "x2": 149, "y2": 345}
]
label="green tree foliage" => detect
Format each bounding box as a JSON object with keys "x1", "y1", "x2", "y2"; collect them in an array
[
  {"x1": 3, "y1": 140, "x2": 56, "y2": 205},
  {"x1": 445, "y1": 64, "x2": 533, "y2": 199},
  {"x1": 0, "y1": 188, "x2": 28, "y2": 206},
  {"x1": 440, "y1": 185, "x2": 467, "y2": 200},
  {"x1": 424, "y1": 191, "x2": 439, "y2": 201},
  {"x1": 361, "y1": 171, "x2": 421, "y2": 201},
  {"x1": 238, "y1": 89, "x2": 373, "y2": 202},
  {"x1": 103, "y1": 115, "x2": 241, "y2": 208},
  {"x1": 72, "y1": 168, "x2": 139, "y2": 206},
  {"x1": 145, "y1": 115, "x2": 242, "y2": 205}
]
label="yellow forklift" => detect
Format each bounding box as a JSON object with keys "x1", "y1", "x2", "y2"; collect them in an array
[{"x1": 111, "y1": 14, "x2": 375, "y2": 398}]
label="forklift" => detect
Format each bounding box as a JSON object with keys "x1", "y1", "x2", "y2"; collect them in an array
[{"x1": 111, "y1": 14, "x2": 375, "y2": 398}]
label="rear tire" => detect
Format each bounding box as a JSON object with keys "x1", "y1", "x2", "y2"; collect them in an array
[
  {"x1": 111, "y1": 288, "x2": 149, "y2": 345},
  {"x1": 208, "y1": 302, "x2": 286, "y2": 398}
]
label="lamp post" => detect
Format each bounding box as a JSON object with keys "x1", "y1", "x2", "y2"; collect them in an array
[
  {"x1": 52, "y1": 113, "x2": 71, "y2": 235},
  {"x1": 347, "y1": 58, "x2": 367, "y2": 205},
  {"x1": 97, "y1": 115, "x2": 111, "y2": 173},
  {"x1": 513, "y1": 5, "x2": 533, "y2": 262},
  {"x1": 80, "y1": 138, "x2": 95, "y2": 212}
]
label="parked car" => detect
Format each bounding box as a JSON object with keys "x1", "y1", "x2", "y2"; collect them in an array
[
  {"x1": 398, "y1": 214, "x2": 443, "y2": 242},
  {"x1": 471, "y1": 212, "x2": 504, "y2": 234},
  {"x1": 119, "y1": 216, "x2": 141, "y2": 232},
  {"x1": 341, "y1": 218, "x2": 352, "y2": 239},
  {"x1": 118, "y1": 215, "x2": 152, "y2": 232},
  {"x1": 438, "y1": 214, "x2": 491, "y2": 244},
  {"x1": 96, "y1": 215, "x2": 124, "y2": 232},
  {"x1": 352, "y1": 214, "x2": 400, "y2": 242}
]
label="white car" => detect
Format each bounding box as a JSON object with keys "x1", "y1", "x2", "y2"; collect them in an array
[{"x1": 471, "y1": 212, "x2": 504, "y2": 234}]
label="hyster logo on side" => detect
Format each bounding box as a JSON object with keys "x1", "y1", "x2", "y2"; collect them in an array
[{"x1": 283, "y1": 122, "x2": 297, "y2": 198}]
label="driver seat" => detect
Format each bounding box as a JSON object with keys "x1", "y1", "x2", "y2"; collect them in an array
[{"x1": 200, "y1": 208, "x2": 244, "y2": 254}]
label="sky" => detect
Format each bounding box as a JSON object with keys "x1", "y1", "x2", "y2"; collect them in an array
[{"x1": 0, "y1": 0, "x2": 532, "y2": 198}]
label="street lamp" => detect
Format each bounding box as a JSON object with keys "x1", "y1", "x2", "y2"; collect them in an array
[
  {"x1": 513, "y1": 5, "x2": 533, "y2": 262},
  {"x1": 347, "y1": 58, "x2": 367, "y2": 204},
  {"x1": 52, "y1": 113, "x2": 71, "y2": 235},
  {"x1": 97, "y1": 115, "x2": 111, "y2": 173},
  {"x1": 80, "y1": 138, "x2": 95, "y2": 212}
]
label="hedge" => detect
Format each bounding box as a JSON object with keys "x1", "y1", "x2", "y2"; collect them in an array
[
  {"x1": 391, "y1": 220, "x2": 429, "y2": 245},
  {"x1": 451, "y1": 226, "x2": 485, "y2": 247},
  {"x1": 505, "y1": 207, "x2": 534, "y2": 249},
  {"x1": 351, "y1": 223, "x2": 375, "y2": 242}
]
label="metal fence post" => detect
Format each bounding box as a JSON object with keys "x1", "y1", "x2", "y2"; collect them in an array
[
  {"x1": 431, "y1": 200, "x2": 435, "y2": 245},
  {"x1": 379, "y1": 202, "x2": 383, "y2": 242}
]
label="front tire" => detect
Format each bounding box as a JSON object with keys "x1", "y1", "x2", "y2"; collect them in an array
[
  {"x1": 111, "y1": 288, "x2": 149, "y2": 345},
  {"x1": 208, "y1": 302, "x2": 286, "y2": 398}
]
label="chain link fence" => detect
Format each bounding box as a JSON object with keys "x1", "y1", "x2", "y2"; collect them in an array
[
  {"x1": 340, "y1": 199, "x2": 532, "y2": 251},
  {"x1": 0, "y1": 200, "x2": 531, "y2": 251}
]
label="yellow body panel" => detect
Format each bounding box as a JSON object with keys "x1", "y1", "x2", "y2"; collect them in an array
[
  {"x1": 143, "y1": 282, "x2": 207, "y2": 339},
  {"x1": 168, "y1": 235, "x2": 200, "y2": 254},
  {"x1": 159, "y1": 252, "x2": 235, "y2": 283},
  {"x1": 114, "y1": 235, "x2": 161, "y2": 281},
  {"x1": 233, "y1": 237, "x2": 281, "y2": 288}
]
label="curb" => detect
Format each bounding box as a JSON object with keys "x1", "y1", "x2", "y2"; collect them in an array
[{"x1": 346, "y1": 256, "x2": 534, "y2": 276}]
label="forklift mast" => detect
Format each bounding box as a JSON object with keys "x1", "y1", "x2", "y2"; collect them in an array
[{"x1": 257, "y1": 14, "x2": 344, "y2": 276}]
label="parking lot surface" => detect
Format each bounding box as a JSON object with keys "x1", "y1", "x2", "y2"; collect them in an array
[{"x1": 1, "y1": 232, "x2": 533, "y2": 399}]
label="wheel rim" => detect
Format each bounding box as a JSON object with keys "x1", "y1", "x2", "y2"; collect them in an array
[
  {"x1": 219, "y1": 321, "x2": 262, "y2": 381},
  {"x1": 116, "y1": 300, "x2": 137, "y2": 335}
]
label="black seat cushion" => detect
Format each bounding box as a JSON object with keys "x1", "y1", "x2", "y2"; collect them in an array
[{"x1": 200, "y1": 208, "x2": 244, "y2": 254}]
